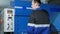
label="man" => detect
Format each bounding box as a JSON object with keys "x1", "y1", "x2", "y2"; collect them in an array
[
  {"x1": 27, "y1": 0, "x2": 50, "y2": 34},
  {"x1": 27, "y1": 0, "x2": 59, "y2": 34}
]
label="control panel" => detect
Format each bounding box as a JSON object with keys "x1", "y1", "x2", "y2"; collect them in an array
[{"x1": 4, "y1": 8, "x2": 15, "y2": 32}]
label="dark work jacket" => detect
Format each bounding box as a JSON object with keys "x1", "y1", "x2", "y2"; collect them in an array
[
  {"x1": 29, "y1": 9, "x2": 50, "y2": 24},
  {"x1": 29, "y1": 9, "x2": 58, "y2": 34}
]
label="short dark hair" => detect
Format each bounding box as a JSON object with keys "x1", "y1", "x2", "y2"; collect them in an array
[{"x1": 34, "y1": 0, "x2": 41, "y2": 4}]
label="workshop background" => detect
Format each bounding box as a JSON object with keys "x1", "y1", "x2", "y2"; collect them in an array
[{"x1": 0, "y1": 0, "x2": 60, "y2": 34}]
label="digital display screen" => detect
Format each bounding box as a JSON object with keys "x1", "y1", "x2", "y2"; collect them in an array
[{"x1": 7, "y1": 10, "x2": 13, "y2": 14}]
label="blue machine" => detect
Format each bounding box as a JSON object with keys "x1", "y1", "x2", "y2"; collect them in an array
[
  {"x1": 13, "y1": 0, "x2": 32, "y2": 34},
  {"x1": 11, "y1": 0, "x2": 60, "y2": 34}
]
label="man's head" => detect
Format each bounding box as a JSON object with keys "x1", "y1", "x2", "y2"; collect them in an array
[{"x1": 32, "y1": 0, "x2": 41, "y2": 9}]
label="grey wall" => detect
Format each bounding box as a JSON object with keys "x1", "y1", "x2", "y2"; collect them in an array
[{"x1": 0, "y1": 0, "x2": 14, "y2": 8}]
